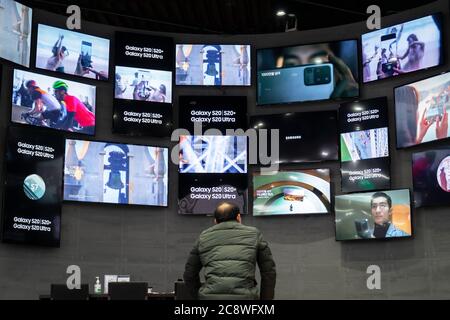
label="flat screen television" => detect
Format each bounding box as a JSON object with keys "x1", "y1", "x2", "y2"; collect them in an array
[
  {"x1": 412, "y1": 148, "x2": 450, "y2": 208},
  {"x1": 12, "y1": 69, "x2": 96, "y2": 135},
  {"x1": 2, "y1": 126, "x2": 64, "y2": 247},
  {"x1": 179, "y1": 135, "x2": 248, "y2": 174},
  {"x1": 175, "y1": 44, "x2": 251, "y2": 86},
  {"x1": 256, "y1": 39, "x2": 359, "y2": 105},
  {"x1": 178, "y1": 174, "x2": 247, "y2": 215},
  {"x1": 394, "y1": 71, "x2": 450, "y2": 148},
  {"x1": 63, "y1": 139, "x2": 168, "y2": 207},
  {"x1": 253, "y1": 169, "x2": 331, "y2": 216},
  {"x1": 113, "y1": 32, "x2": 174, "y2": 137},
  {"x1": 361, "y1": 14, "x2": 443, "y2": 83},
  {"x1": 335, "y1": 189, "x2": 412, "y2": 241},
  {"x1": 249, "y1": 110, "x2": 339, "y2": 164},
  {"x1": 0, "y1": 0, "x2": 32, "y2": 67},
  {"x1": 339, "y1": 97, "x2": 391, "y2": 192},
  {"x1": 36, "y1": 24, "x2": 110, "y2": 80}
]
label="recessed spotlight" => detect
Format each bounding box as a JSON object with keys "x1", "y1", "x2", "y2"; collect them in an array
[{"x1": 276, "y1": 10, "x2": 286, "y2": 17}]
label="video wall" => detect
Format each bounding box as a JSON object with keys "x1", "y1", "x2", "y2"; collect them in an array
[{"x1": 2, "y1": 3, "x2": 450, "y2": 246}]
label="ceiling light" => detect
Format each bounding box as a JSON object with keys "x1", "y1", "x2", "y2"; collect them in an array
[{"x1": 276, "y1": 10, "x2": 286, "y2": 17}]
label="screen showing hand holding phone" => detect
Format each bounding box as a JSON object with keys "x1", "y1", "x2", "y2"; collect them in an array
[
  {"x1": 379, "y1": 33, "x2": 398, "y2": 78},
  {"x1": 355, "y1": 218, "x2": 373, "y2": 239},
  {"x1": 258, "y1": 63, "x2": 334, "y2": 104}
]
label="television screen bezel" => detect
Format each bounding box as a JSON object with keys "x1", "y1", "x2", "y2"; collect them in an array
[
  {"x1": 334, "y1": 188, "x2": 414, "y2": 242},
  {"x1": 339, "y1": 96, "x2": 392, "y2": 193},
  {"x1": 174, "y1": 43, "x2": 252, "y2": 87},
  {"x1": 255, "y1": 38, "x2": 360, "y2": 106},
  {"x1": 10, "y1": 68, "x2": 98, "y2": 137},
  {"x1": 393, "y1": 69, "x2": 450, "y2": 149},
  {"x1": 35, "y1": 23, "x2": 111, "y2": 82},
  {"x1": 63, "y1": 137, "x2": 170, "y2": 208},
  {"x1": 248, "y1": 110, "x2": 340, "y2": 164},
  {"x1": 361, "y1": 12, "x2": 445, "y2": 84},
  {"x1": 252, "y1": 167, "x2": 333, "y2": 217},
  {"x1": 412, "y1": 148, "x2": 450, "y2": 208}
]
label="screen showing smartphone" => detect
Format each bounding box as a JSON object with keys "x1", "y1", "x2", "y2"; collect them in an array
[
  {"x1": 380, "y1": 33, "x2": 397, "y2": 76},
  {"x1": 81, "y1": 41, "x2": 92, "y2": 68},
  {"x1": 258, "y1": 64, "x2": 334, "y2": 105}
]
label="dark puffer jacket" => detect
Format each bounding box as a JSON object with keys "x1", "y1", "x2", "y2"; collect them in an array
[{"x1": 183, "y1": 221, "x2": 276, "y2": 300}]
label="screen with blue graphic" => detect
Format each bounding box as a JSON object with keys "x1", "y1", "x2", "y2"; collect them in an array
[{"x1": 179, "y1": 136, "x2": 247, "y2": 174}]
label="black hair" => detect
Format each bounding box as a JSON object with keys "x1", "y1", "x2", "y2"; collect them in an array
[
  {"x1": 25, "y1": 80, "x2": 36, "y2": 88},
  {"x1": 407, "y1": 34, "x2": 419, "y2": 42},
  {"x1": 371, "y1": 192, "x2": 392, "y2": 209},
  {"x1": 214, "y1": 202, "x2": 240, "y2": 223},
  {"x1": 159, "y1": 84, "x2": 166, "y2": 95}
]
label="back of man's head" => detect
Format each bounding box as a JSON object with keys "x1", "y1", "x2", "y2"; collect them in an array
[{"x1": 214, "y1": 202, "x2": 240, "y2": 224}]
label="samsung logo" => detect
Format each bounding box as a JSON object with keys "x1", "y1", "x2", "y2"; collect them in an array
[{"x1": 285, "y1": 135, "x2": 302, "y2": 141}]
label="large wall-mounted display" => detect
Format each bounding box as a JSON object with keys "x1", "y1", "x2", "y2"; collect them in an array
[
  {"x1": 249, "y1": 111, "x2": 339, "y2": 164},
  {"x1": 256, "y1": 40, "x2": 359, "y2": 105},
  {"x1": 253, "y1": 169, "x2": 331, "y2": 216},
  {"x1": 175, "y1": 44, "x2": 251, "y2": 86},
  {"x1": 178, "y1": 96, "x2": 247, "y2": 134},
  {"x1": 178, "y1": 174, "x2": 247, "y2": 215},
  {"x1": 412, "y1": 148, "x2": 450, "y2": 208},
  {"x1": 0, "y1": 0, "x2": 32, "y2": 67},
  {"x1": 178, "y1": 134, "x2": 248, "y2": 215},
  {"x1": 113, "y1": 32, "x2": 174, "y2": 136},
  {"x1": 64, "y1": 139, "x2": 168, "y2": 207},
  {"x1": 362, "y1": 14, "x2": 443, "y2": 83},
  {"x1": 2, "y1": 126, "x2": 64, "y2": 247},
  {"x1": 35, "y1": 24, "x2": 110, "y2": 80},
  {"x1": 12, "y1": 69, "x2": 96, "y2": 135},
  {"x1": 340, "y1": 97, "x2": 391, "y2": 193},
  {"x1": 335, "y1": 189, "x2": 412, "y2": 241},
  {"x1": 395, "y1": 71, "x2": 449, "y2": 148}
]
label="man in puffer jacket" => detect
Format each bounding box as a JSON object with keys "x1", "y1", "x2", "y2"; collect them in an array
[{"x1": 183, "y1": 202, "x2": 276, "y2": 300}]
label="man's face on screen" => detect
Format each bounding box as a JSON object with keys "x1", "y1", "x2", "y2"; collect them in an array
[
  {"x1": 282, "y1": 44, "x2": 330, "y2": 67},
  {"x1": 371, "y1": 196, "x2": 392, "y2": 225}
]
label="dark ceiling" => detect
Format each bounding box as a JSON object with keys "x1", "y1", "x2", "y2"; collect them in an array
[{"x1": 22, "y1": 0, "x2": 437, "y2": 34}]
